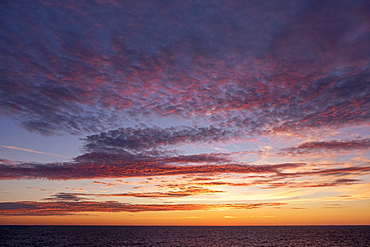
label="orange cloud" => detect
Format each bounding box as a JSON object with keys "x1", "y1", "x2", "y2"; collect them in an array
[
  {"x1": 0, "y1": 200, "x2": 285, "y2": 216},
  {"x1": 63, "y1": 186, "x2": 226, "y2": 198}
]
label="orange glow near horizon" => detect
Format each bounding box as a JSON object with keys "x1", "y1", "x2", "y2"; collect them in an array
[{"x1": 1, "y1": 204, "x2": 370, "y2": 226}]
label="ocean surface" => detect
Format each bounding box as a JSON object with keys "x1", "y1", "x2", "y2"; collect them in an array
[{"x1": 1, "y1": 225, "x2": 370, "y2": 247}]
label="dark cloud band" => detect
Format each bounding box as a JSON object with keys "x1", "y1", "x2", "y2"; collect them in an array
[
  {"x1": 0, "y1": 200, "x2": 285, "y2": 216},
  {"x1": 281, "y1": 138, "x2": 370, "y2": 154},
  {"x1": 0, "y1": 155, "x2": 303, "y2": 180}
]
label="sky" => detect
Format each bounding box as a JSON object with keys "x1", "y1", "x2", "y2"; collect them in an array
[{"x1": 0, "y1": 0, "x2": 369, "y2": 226}]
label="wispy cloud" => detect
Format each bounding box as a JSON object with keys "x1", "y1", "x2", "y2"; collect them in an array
[
  {"x1": 280, "y1": 138, "x2": 370, "y2": 155},
  {"x1": 1, "y1": 145, "x2": 70, "y2": 159},
  {"x1": 47, "y1": 186, "x2": 226, "y2": 199},
  {"x1": 157, "y1": 177, "x2": 362, "y2": 191}
]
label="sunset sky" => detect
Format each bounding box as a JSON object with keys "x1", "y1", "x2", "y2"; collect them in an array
[{"x1": 0, "y1": 0, "x2": 369, "y2": 226}]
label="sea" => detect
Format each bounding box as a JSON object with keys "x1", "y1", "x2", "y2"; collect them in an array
[{"x1": 1, "y1": 225, "x2": 369, "y2": 247}]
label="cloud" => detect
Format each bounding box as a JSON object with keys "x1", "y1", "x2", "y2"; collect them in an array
[
  {"x1": 190, "y1": 181, "x2": 252, "y2": 187},
  {"x1": 0, "y1": 0, "x2": 368, "y2": 135},
  {"x1": 43, "y1": 192, "x2": 86, "y2": 201},
  {"x1": 83, "y1": 125, "x2": 241, "y2": 153},
  {"x1": 323, "y1": 203, "x2": 343, "y2": 208},
  {"x1": 0, "y1": 200, "x2": 286, "y2": 216},
  {"x1": 1, "y1": 144, "x2": 369, "y2": 181},
  {"x1": 281, "y1": 138, "x2": 370, "y2": 155},
  {"x1": 277, "y1": 166, "x2": 370, "y2": 178},
  {"x1": 158, "y1": 176, "x2": 362, "y2": 191},
  {"x1": 92, "y1": 181, "x2": 118, "y2": 187},
  {"x1": 1, "y1": 145, "x2": 70, "y2": 159},
  {"x1": 51, "y1": 186, "x2": 226, "y2": 199},
  {"x1": 0, "y1": 151, "x2": 303, "y2": 180},
  {"x1": 26, "y1": 187, "x2": 51, "y2": 192},
  {"x1": 0, "y1": 159, "x2": 14, "y2": 165},
  {"x1": 261, "y1": 178, "x2": 361, "y2": 189},
  {"x1": 1, "y1": 138, "x2": 369, "y2": 191}
]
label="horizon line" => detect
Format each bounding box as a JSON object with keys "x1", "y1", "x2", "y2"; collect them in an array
[{"x1": 1, "y1": 224, "x2": 369, "y2": 227}]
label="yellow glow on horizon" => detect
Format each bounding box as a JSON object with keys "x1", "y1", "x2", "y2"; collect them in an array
[{"x1": 1, "y1": 199, "x2": 369, "y2": 226}]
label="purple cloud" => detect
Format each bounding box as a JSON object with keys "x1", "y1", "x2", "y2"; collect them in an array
[
  {"x1": 49, "y1": 186, "x2": 226, "y2": 199},
  {"x1": 0, "y1": 0, "x2": 368, "y2": 135},
  {"x1": 83, "y1": 125, "x2": 241, "y2": 153},
  {"x1": 2, "y1": 150, "x2": 369, "y2": 181},
  {"x1": 0, "y1": 150, "x2": 304, "y2": 180},
  {"x1": 44, "y1": 192, "x2": 87, "y2": 201},
  {"x1": 281, "y1": 138, "x2": 370, "y2": 155}
]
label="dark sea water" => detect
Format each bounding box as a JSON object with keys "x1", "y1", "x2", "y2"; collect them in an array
[{"x1": 1, "y1": 225, "x2": 369, "y2": 247}]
